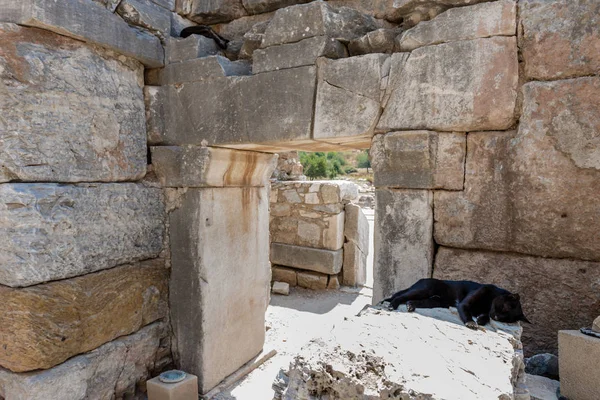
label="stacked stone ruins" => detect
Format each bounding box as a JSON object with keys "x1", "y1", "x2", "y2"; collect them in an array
[
  {"x1": 269, "y1": 180, "x2": 369, "y2": 289},
  {"x1": 0, "y1": 0, "x2": 598, "y2": 398}
]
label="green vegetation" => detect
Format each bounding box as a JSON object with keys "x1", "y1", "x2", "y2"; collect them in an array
[{"x1": 299, "y1": 150, "x2": 370, "y2": 179}]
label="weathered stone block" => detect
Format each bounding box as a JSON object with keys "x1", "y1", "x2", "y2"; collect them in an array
[
  {"x1": 342, "y1": 242, "x2": 367, "y2": 287},
  {"x1": 373, "y1": 189, "x2": 433, "y2": 304},
  {"x1": 0, "y1": 24, "x2": 146, "y2": 183},
  {"x1": 149, "y1": 56, "x2": 251, "y2": 85},
  {"x1": 297, "y1": 270, "x2": 329, "y2": 290},
  {"x1": 117, "y1": 0, "x2": 171, "y2": 40},
  {"x1": 520, "y1": 0, "x2": 600, "y2": 80},
  {"x1": 176, "y1": 0, "x2": 248, "y2": 24},
  {"x1": 167, "y1": 35, "x2": 219, "y2": 63},
  {"x1": 348, "y1": 29, "x2": 398, "y2": 56},
  {"x1": 261, "y1": 2, "x2": 377, "y2": 48},
  {"x1": 160, "y1": 66, "x2": 316, "y2": 146},
  {"x1": 0, "y1": 183, "x2": 165, "y2": 287},
  {"x1": 151, "y1": 0, "x2": 175, "y2": 10},
  {"x1": 378, "y1": 37, "x2": 518, "y2": 132},
  {"x1": 327, "y1": 274, "x2": 340, "y2": 290},
  {"x1": 435, "y1": 78, "x2": 600, "y2": 260},
  {"x1": 314, "y1": 54, "x2": 388, "y2": 143},
  {"x1": 0, "y1": 0, "x2": 164, "y2": 67},
  {"x1": 272, "y1": 281, "x2": 290, "y2": 295},
  {"x1": 344, "y1": 203, "x2": 369, "y2": 254},
  {"x1": 0, "y1": 322, "x2": 169, "y2": 400},
  {"x1": 242, "y1": 0, "x2": 311, "y2": 15},
  {"x1": 272, "y1": 266, "x2": 297, "y2": 286},
  {"x1": 397, "y1": 0, "x2": 517, "y2": 51},
  {"x1": 390, "y1": 0, "x2": 491, "y2": 27},
  {"x1": 0, "y1": 260, "x2": 168, "y2": 372},
  {"x1": 594, "y1": 316, "x2": 600, "y2": 333},
  {"x1": 169, "y1": 187, "x2": 269, "y2": 393},
  {"x1": 434, "y1": 247, "x2": 600, "y2": 354},
  {"x1": 152, "y1": 146, "x2": 277, "y2": 187},
  {"x1": 559, "y1": 331, "x2": 600, "y2": 400},
  {"x1": 147, "y1": 373, "x2": 199, "y2": 400},
  {"x1": 145, "y1": 86, "x2": 167, "y2": 144},
  {"x1": 275, "y1": 306, "x2": 524, "y2": 399},
  {"x1": 270, "y1": 243, "x2": 343, "y2": 275},
  {"x1": 252, "y1": 36, "x2": 346, "y2": 74},
  {"x1": 371, "y1": 131, "x2": 465, "y2": 190}
]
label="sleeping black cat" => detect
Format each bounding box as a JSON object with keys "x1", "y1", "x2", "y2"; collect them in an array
[{"x1": 382, "y1": 278, "x2": 530, "y2": 329}]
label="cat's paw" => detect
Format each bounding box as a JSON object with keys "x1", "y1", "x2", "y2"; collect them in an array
[
  {"x1": 406, "y1": 301, "x2": 415, "y2": 312},
  {"x1": 476, "y1": 315, "x2": 490, "y2": 326},
  {"x1": 465, "y1": 321, "x2": 478, "y2": 330}
]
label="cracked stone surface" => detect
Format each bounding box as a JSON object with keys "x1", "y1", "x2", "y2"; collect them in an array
[{"x1": 274, "y1": 306, "x2": 525, "y2": 400}]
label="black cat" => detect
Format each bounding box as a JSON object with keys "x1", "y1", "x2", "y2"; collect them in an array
[
  {"x1": 179, "y1": 26, "x2": 229, "y2": 49},
  {"x1": 382, "y1": 278, "x2": 530, "y2": 329}
]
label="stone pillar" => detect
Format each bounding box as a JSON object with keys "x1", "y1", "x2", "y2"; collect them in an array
[
  {"x1": 370, "y1": 131, "x2": 466, "y2": 303},
  {"x1": 152, "y1": 146, "x2": 277, "y2": 394}
]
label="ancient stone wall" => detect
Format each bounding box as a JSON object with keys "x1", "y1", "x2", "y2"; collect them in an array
[
  {"x1": 1, "y1": 0, "x2": 597, "y2": 397},
  {"x1": 269, "y1": 180, "x2": 369, "y2": 289}
]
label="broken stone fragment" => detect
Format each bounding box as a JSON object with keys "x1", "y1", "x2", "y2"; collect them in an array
[
  {"x1": 272, "y1": 281, "x2": 290, "y2": 295},
  {"x1": 176, "y1": 0, "x2": 248, "y2": 24},
  {"x1": 274, "y1": 306, "x2": 524, "y2": 399}
]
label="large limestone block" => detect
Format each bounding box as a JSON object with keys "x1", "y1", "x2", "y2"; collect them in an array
[
  {"x1": 145, "y1": 86, "x2": 167, "y2": 144},
  {"x1": 166, "y1": 35, "x2": 219, "y2": 63},
  {"x1": 176, "y1": 0, "x2": 247, "y2": 24},
  {"x1": 314, "y1": 54, "x2": 388, "y2": 143},
  {"x1": 252, "y1": 36, "x2": 346, "y2": 74},
  {"x1": 371, "y1": 131, "x2": 465, "y2": 190},
  {"x1": 169, "y1": 187, "x2": 270, "y2": 393},
  {"x1": 160, "y1": 66, "x2": 316, "y2": 146},
  {"x1": 270, "y1": 210, "x2": 345, "y2": 251},
  {"x1": 0, "y1": 322, "x2": 169, "y2": 400},
  {"x1": 261, "y1": 2, "x2": 377, "y2": 48},
  {"x1": 0, "y1": 183, "x2": 165, "y2": 287},
  {"x1": 389, "y1": 0, "x2": 491, "y2": 27},
  {"x1": 397, "y1": 0, "x2": 517, "y2": 51},
  {"x1": 270, "y1": 243, "x2": 343, "y2": 275},
  {"x1": 0, "y1": 260, "x2": 168, "y2": 372},
  {"x1": 378, "y1": 37, "x2": 518, "y2": 132},
  {"x1": 152, "y1": 146, "x2": 277, "y2": 187},
  {"x1": 0, "y1": 24, "x2": 146, "y2": 183},
  {"x1": 272, "y1": 266, "x2": 298, "y2": 286},
  {"x1": 117, "y1": 0, "x2": 171, "y2": 40},
  {"x1": 0, "y1": 0, "x2": 164, "y2": 67},
  {"x1": 520, "y1": 0, "x2": 600, "y2": 80},
  {"x1": 296, "y1": 270, "x2": 329, "y2": 290},
  {"x1": 434, "y1": 247, "x2": 600, "y2": 354},
  {"x1": 435, "y1": 78, "x2": 600, "y2": 260},
  {"x1": 274, "y1": 306, "x2": 524, "y2": 399},
  {"x1": 342, "y1": 242, "x2": 367, "y2": 287},
  {"x1": 344, "y1": 203, "x2": 369, "y2": 254},
  {"x1": 559, "y1": 331, "x2": 600, "y2": 400},
  {"x1": 373, "y1": 189, "x2": 433, "y2": 304},
  {"x1": 242, "y1": 0, "x2": 311, "y2": 15}
]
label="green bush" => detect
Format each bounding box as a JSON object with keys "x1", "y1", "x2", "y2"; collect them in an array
[
  {"x1": 344, "y1": 166, "x2": 358, "y2": 174},
  {"x1": 356, "y1": 150, "x2": 371, "y2": 169},
  {"x1": 299, "y1": 151, "x2": 348, "y2": 179}
]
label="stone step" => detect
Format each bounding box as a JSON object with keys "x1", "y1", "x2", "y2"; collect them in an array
[{"x1": 270, "y1": 242, "x2": 343, "y2": 275}]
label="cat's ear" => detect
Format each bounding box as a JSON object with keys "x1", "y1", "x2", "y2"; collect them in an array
[
  {"x1": 510, "y1": 293, "x2": 520, "y2": 301},
  {"x1": 519, "y1": 314, "x2": 531, "y2": 324}
]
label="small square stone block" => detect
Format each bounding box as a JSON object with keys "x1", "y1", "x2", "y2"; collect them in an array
[
  {"x1": 558, "y1": 330, "x2": 600, "y2": 400},
  {"x1": 147, "y1": 373, "x2": 198, "y2": 400}
]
